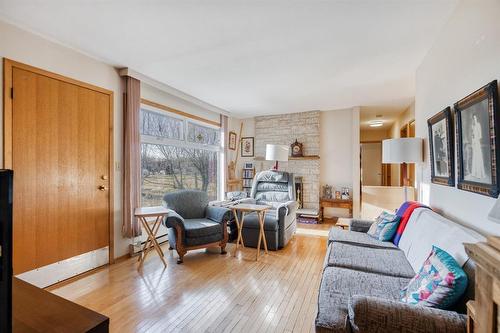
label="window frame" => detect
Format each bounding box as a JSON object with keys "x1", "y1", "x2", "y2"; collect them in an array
[{"x1": 139, "y1": 103, "x2": 223, "y2": 202}]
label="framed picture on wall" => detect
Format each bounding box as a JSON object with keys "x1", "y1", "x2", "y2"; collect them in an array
[
  {"x1": 228, "y1": 131, "x2": 237, "y2": 150},
  {"x1": 455, "y1": 80, "x2": 500, "y2": 197},
  {"x1": 241, "y1": 137, "x2": 254, "y2": 157},
  {"x1": 427, "y1": 107, "x2": 454, "y2": 186}
]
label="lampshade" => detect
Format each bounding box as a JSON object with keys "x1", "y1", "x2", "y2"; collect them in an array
[
  {"x1": 265, "y1": 144, "x2": 289, "y2": 162},
  {"x1": 382, "y1": 138, "x2": 423, "y2": 164}
]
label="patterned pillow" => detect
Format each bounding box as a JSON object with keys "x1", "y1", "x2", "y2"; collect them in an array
[
  {"x1": 400, "y1": 246, "x2": 468, "y2": 309},
  {"x1": 367, "y1": 219, "x2": 380, "y2": 236},
  {"x1": 367, "y1": 211, "x2": 400, "y2": 241}
]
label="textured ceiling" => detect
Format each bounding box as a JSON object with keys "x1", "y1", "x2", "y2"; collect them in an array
[{"x1": 0, "y1": 0, "x2": 458, "y2": 117}]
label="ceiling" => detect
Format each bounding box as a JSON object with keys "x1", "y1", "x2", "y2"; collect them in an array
[
  {"x1": 359, "y1": 106, "x2": 406, "y2": 131},
  {"x1": 0, "y1": 0, "x2": 458, "y2": 117}
]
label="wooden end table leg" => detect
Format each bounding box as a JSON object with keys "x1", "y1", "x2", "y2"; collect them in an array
[
  {"x1": 256, "y1": 220, "x2": 262, "y2": 261},
  {"x1": 233, "y1": 210, "x2": 246, "y2": 257},
  {"x1": 260, "y1": 211, "x2": 268, "y2": 254},
  {"x1": 138, "y1": 216, "x2": 167, "y2": 268},
  {"x1": 138, "y1": 217, "x2": 153, "y2": 266}
]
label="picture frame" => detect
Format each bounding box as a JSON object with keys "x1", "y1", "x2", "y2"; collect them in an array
[
  {"x1": 228, "y1": 131, "x2": 237, "y2": 150},
  {"x1": 241, "y1": 137, "x2": 254, "y2": 157},
  {"x1": 427, "y1": 107, "x2": 454, "y2": 186},
  {"x1": 455, "y1": 80, "x2": 500, "y2": 197}
]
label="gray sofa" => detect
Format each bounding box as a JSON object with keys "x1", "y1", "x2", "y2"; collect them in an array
[
  {"x1": 316, "y1": 208, "x2": 485, "y2": 333},
  {"x1": 239, "y1": 170, "x2": 298, "y2": 250}
]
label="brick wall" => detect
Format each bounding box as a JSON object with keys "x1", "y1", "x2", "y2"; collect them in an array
[{"x1": 254, "y1": 111, "x2": 320, "y2": 210}]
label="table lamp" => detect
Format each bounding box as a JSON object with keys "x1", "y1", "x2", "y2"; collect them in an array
[
  {"x1": 382, "y1": 138, "x2": 423, "y2": 201},
  {"x1": 266, "y1": 144, "x2": 289, "y2": 170}
]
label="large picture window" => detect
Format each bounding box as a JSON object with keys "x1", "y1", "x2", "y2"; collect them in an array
[{"x1": 140, "y1": 107, "x2": 221, "y2": 206}]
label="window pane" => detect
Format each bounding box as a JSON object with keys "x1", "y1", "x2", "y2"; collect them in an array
[
  {"x1": 187, "y1": 122, "x2": 220, "y2": 146},
  {"x1": 141, "y1": 143, "x2": 218, "y2": 206},
  {"x1": 140, "y1": 109, "x2": 183, "y2": 140}
]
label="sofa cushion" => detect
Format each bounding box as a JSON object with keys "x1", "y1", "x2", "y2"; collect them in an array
[
  {"x1": 398, "y1": 208, "x2": 485, "y2": 271},
  {"x1": 241, "y1": 210, "x2": 279, "y2": 231},
  {"x1": 324, "y1": 242, "x2": 415, "y2": 278},
  {"x1": 401, "y1": 246, "x2": 468, "y2": 309},
  {"x1": 328, "y1": 228, "x2": 398, "y2": 249},
  {"x1": 315, "y1": 267, "x2": 410, "y2": 332},
  {"x1": 183, "y1": 219, "x2": 222, "y2": 238}
]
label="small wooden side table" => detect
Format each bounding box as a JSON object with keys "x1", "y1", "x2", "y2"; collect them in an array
[
  {"x1": 134, "y1": 206, "x2": 169, "y2": 269},
  {"x1": 231, "y1": 203, "x2": 271, "y2": 261},
  {"x1": 319, "y1": 198, "x2": 353, "y2": 222}
]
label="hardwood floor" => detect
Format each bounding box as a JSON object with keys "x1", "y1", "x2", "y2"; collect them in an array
[{"x1": 51, "y1": 224, "x2": 331, "y2": 333}]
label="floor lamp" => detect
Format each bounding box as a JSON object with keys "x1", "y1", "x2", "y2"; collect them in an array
[
  {"x1": 382, "y1": 138, "x2": 423, "y2": 202},
  {"x1": 266, "y1": 144, "x2": 289, "y2": 170}
]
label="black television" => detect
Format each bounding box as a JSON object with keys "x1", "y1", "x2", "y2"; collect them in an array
[{"x1": 0, "y1": 170, "x2": 13, "y2": 333}]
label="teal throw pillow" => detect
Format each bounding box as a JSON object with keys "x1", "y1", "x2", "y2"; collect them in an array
[{"x1": 368, "y1": 211, "x2": 400, "y2": 241}]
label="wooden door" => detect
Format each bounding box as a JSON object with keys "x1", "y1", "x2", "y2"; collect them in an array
[
  {"x1": 361, "y1": 142, "x2": 382, "y2": 186},
  {"x1": 4, "y1": 60, "x2": 113, "y2": 275}
]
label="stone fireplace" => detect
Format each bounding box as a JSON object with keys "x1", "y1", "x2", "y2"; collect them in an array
[{"x1": 253, "y1": 111, "x2": 320, "y2": 210}]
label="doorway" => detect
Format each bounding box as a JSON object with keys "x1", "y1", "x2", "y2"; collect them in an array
[{"x1": 3, "y1": 59, "x2": 114, "y2": 281}]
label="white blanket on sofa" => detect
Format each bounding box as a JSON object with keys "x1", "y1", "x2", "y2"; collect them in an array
[{"x1": 398, "y1": 208, "x2": 485, "y2": 271}]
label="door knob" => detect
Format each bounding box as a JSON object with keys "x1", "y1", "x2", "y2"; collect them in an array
[
  {"x1": 101, "y1": 175, "x2": 108, "y2": 180},
  {"x1": 98, "y1": 185, "x2": 108, "y2": 191}
]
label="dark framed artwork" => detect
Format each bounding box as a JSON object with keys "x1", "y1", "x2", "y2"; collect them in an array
[
  {"x1": 455, "y1": 80, "x2": 500, "y2": 197},
  {"x1": 428, "y1": 107, "x2": 454, "y2": 186},
  {"x1": 228, "y1": 131, "x2": 237, "y2": 150},
  {"x1": 241, "y1": 137, "x2": 254, "y2": 157}
]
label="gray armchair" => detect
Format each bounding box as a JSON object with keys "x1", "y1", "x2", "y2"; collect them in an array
[
  {"x1": 163, "y1": 190, "x2": 231, "y2": 264},
  {"x1": 240, "y1": 170, "x2": 298, "y2": 250}
]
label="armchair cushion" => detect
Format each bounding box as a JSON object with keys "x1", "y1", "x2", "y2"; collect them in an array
[
  {"x1": 183, "y1": 219, "x2": 223, "y2": 238},
  {"x1": 348, "y1": 295, "x2": 466, "y2": 333},
  {"x1": 205, "y1": 205, "x2": 231, "y2": 224},
  {"x1": 163, "y1": 190, "x2": 208, "y2": 219}
]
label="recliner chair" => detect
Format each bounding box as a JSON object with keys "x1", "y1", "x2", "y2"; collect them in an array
[{"x1": 240, "y1": 170, "x2": 298, "y2": 250}]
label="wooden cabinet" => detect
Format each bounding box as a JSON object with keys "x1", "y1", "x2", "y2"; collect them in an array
[
  {"x1": 319, "y1": 198, "x2": 353, "y2": 222},
  {"x1": 464, "y1": 237, "x2": 500, "y2": 333}
]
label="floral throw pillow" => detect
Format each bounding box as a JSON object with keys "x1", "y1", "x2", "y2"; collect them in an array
[
  {"x1": 367, "y1": 211, "x2": 400, "y2": 241},
  {"x1": 400, "y1": 246, "x2": 468, "y2": 309}
]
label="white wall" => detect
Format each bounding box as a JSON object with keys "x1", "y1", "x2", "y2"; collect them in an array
[
  {"x1": 415, "y1": 0, "x2": 500, "y2": 236},
  {"x1": 360, "y1": 128, "x2": 390, "y2": 142},
  {"x1": 389, "y1": 102, "x2": 415, "y2": 186},
  {"x1": 229, "y1": 117, "x2": 255, "y2": 178},
  {"x1": 0, "y1": 20, "x2": 129, "y2": 257},
  {"x1": 320, "y1": 108, "x2": 360, "y2": 217},
  {"x1": 141, "y1": 82, "x2": 221, "y2": 123}
]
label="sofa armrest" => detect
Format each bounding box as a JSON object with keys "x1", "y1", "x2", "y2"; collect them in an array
[
  {"x1": 348, "y1": 219, "x2": 374, "y2": 233},
  {"x1": 348, "y1": 296, "x2": 467, "y2": 333},
  {"x1": 236, "y1": 197, "x2": 256, "y2": 205},
  {"x1": 163, "y1": 211, "x2": 186, "y2": 231},
  {"x1": 277, "y1": 200, "x2": 298, "y2": 217},
  {"x1": 206, "y1": 205, "x2": 232, "y2": 224}
]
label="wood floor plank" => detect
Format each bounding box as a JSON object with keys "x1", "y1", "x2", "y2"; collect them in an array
[{"x1": 51, "y1": 224, "x2": 330, "y2": 332}]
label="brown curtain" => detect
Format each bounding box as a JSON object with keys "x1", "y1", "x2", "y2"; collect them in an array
[
  {"x1": 221, "y1": 115, "x2": 229, "y2": 194},
  {"x1": 122, "y1": 76, "x2": 142, "y2": 238}
]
